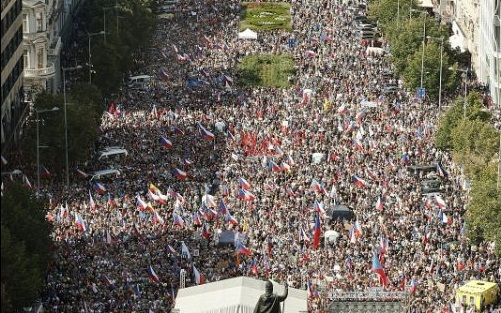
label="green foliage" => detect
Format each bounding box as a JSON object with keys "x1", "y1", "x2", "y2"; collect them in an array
[
  {"x1": 237, "y1": 54, "x2": 295, "y2": 88},
  {"x1": 240, "y1": 2, "x2": 292, "y2": 31},
  {"x1": 368, "y1": 0, "x2": 416, "y2": 31},
  {"x1": 21, "y1": 84, "x2": 103, "y2": 176},
  {"x1": 465, "y1": 167, "x2": 501, "y2": 251},
  {"x1": 402, "y1": 42, "x2": 457, "y2": 99},
  {"x1": 437, "y1": 91, "x2": 501, "y2": 256},
  {"x1": 1, "y1": 184, "x2": 52, "y2": 311},
  {"x1": 85, "y1": 0, "x2": 157, "y2": 95},
  {"x1": 389, "y1": 15, "x2": 448, "y2": 75}
]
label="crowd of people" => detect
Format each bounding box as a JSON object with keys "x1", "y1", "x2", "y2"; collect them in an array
[{"x1": 34, "y1": 0, "x2": 501, "y2": 312}]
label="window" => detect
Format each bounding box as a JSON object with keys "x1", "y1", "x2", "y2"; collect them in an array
[
  {"x1": 23, "y1": 50, "x2": 29, "y2": 68},
  {"x1": 36, "y1": 12, "x2": 43, "y2": 32},
  {"x1": 22, "y1": 14, "x2": 28, "y2": 32},
  {"x1": 37, "y1": 49, "x2": 43, "y2": 68}
]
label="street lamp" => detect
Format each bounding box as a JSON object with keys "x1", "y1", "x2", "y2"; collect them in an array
[
  {"x1": 88, "y1": 31, "x2": 106, "y2": 84},
  {"x1": 456, "y1": 68, "x2": 469, "y2": 119},
  {"x1": 36, "y1": 107, "x2": 60, "y2": 190},
  {"x1": 62, "y1": 65, "x2": 83, "y2": 189},
  {"x1": 428, "y1": 36, "x2": 444, "y2": 117},
  {"x1": 103, "y1": 5, "x2": 118, "y2": 44}
]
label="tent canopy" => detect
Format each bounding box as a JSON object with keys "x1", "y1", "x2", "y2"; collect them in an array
[
  {"x1": 238, "y1": 28, "x2": 258, "y2": 40},
  {"x1": 174, "y1": 276, "x2": 307, "y2": 313}
]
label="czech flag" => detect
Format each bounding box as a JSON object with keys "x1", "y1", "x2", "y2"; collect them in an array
[
  {"x1": 313, "y1": 213, "x2": 321, "y2": 249},
  {"x1": 312, "y1": 200, "x2": 325, "y2": 215},
  {"x1": 153, "y1": 210, "x2": 165, "y2": 224},
  {"x1": 74, "y1": 212, "x2": 87, "y2": 232},
  {"x1": 173, "y1": 213, "x2": 185, "y2": 227},
  {"x1": 193, "y1": 265, "x2": 204, "y2": 285},
  {"x1": 409, "y1": 279, "x2": 418, "y2": 294},
  {"x1": 197, "y1": 122, "x2": 214, "y2": 140},
  {"x1": 435, "y1": 195, "x2": 446, "y2": 208},
  {"x1": 93, "y1": 182, "x2": 107, "y2": 195},
  {"x1": 269, "y1": 160, "x2": 282, "y2": 172},
  {"x1": 201, "y1": 223, "x2": 211, "y2": 240},
  {"x1": 238, "y1": 189, "x2": 256, "y2": 201},
  {"x1": 160, "y1": 136, "x2": 173, "y2": 149},
  {"x1": 305, "y1": 50, "x2": 316, "y2": 57},
  {"x1": 239, "y1": 177, "x2": 252, "y2": 190},
  {"x1": 218, "y1": 199, "x2": 229, "y2": 215},
  {"x1": 352, "y1": 175, "x2": 367, "y2": 188},
  {"x1": 192, "y1": 211, "x2": 202, "y2": 225},
  {"x1": 136, "y1": 196, "x2": 152, "y2": 211},
  {"x1": 147, "y1": 265, "x2": 160, "y2": 284},
  {"x1": 172, "y1": 168, "x2": 187, "y2": 180},
  {"x1": 372, "y1": 253, "x2": 389, "y2": 286},
  {"x1": 225, "y1": 212, "x2": 238, "y2": 225},
  {"x1": 172, "y1": 126, "x2": 185, "y2": 136},
  {"x1": 236, "y1": 242, "x2": 252, "y2": 255}
]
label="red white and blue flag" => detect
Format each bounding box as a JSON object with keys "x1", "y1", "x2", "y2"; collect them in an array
[
  {"x1": 238, "y1": 177, "x2": 252, "y2": 190},
  {"x1": 238, "y1": 189, "x2": 256, "y2": 201},
  {"x1": 74, "y1": 212, "x2": 87, "y2": 232},
  {"x1": 172, "y1": 168, "x2": 187, "y2": 180},
  {"x1": 352, "y1": 175, "x2": 367, "y2": 188},
  {"x1": 147, "y1": 265, "x2": 160, "y2": 284},
  {"x1": 313, "y1": 213, "x2": 321, "y2": 249},
  {"x1": 93, "y1": 182, "x2": 107, "y2": 195},
  {"x1": 197, "y1": 122, "x2": 215, "y2": 140},
  {"x1": 160, "y1": 136, "x2": 173, "y2": 149},
  {"x1": 76, "y1": 168, "x2": 89, "y2": 179},
  {"x1": 173, "y1": 213, "x2": 185, "y2": 227},
  {"x1": 372, "y1": 253, "x2": 389, "y2": 286},
  {"x1": 236, "y1": 242, "x2": 252, "y2": 255}
]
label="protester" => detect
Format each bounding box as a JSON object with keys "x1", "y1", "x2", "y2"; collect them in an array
[{"x1": 38, "y1": 0, "x2": 501, "y2": 312}]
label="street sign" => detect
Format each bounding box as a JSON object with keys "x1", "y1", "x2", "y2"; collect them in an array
[{"x1": 416, "y1": 87, "x2": 426, "y2": 100}]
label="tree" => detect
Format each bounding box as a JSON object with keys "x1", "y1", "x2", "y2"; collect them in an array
[
  {"x1": 1, "y1": 184, "x2": 52, "y2": 311},
  {"x1": 368, "y1": 0, "x2": 416, "y2": 33},
  {"x1": 435, "y1": 92, "x2": 489, "y2": 150},
  {"x1": 20, "y1": 85, "x2": 103, "y2": 177},
  {"x1": 402, "y1": 42, "x2": 456, "y2": 99},
  {"x1": 465, "y1": 166, "x2": 501, "y2": 254},
  {"x1": 389, "y1": 15, "x2": 448, "y2": 75}
]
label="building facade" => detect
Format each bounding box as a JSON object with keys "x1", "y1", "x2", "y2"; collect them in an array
[
  {"x1": 22, "y1": 0, "x2": 57, "y2": 99},
  {"x1": 478, "y1": 0, "x2": 501, "y2": 107},
  {"x1": 1, "y1": 0, "x2": 25, "y2": 152}
]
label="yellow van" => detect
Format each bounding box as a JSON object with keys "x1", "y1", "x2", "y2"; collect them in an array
[{"x1": 455, "y1": 280, "x2": 499, "y2": 311}]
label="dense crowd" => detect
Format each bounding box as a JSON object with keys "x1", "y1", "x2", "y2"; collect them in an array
[{"x1": 35, "y1": 0, "x2": 501, "y2": 312}]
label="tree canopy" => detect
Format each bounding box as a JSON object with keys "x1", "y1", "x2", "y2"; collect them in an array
[{"x1": 1, "y1": 184, "x2": 52, "y2": 312}]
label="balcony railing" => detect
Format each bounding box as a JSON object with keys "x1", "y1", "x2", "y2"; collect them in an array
[
  {"x1": 23, "y1": 31, "x2": 48, "y2": 42},
  {"x1": 24, "y1": 63, "x2": 56, "y2": 77}
]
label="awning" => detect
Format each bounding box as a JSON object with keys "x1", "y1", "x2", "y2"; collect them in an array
[
  {"x1": 418, "y1": 0, "x2": 434, "y2": 8},
  {"x1": 449, "y1": 34, "x2": 466, "y2": 52}
]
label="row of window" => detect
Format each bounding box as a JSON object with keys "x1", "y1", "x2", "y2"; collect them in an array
[
  {"x1": 1, "y1": 57, "x2": 23, "y2": 105},
  {"x1": 0, "y1": 0, "x2": 22, "y2": 39},
  {"x1": 22, "y1": 12, "x2": 46, "y2": 33},
  {"x1": 0, "y1": 26, "x2": 22, "y2": 70}
]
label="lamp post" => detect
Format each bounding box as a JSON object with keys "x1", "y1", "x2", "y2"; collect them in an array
[
  {"x1": 88, "y1": 31, "x2": 106, "y2": 84},
  {"x1": 62, "y1": 65, "x2": 83, "y2": 189},
  {"x1": 36, "y1": 107, "x2": 60, "y2": 190},
  {"x1": 116, "y1": 15, "x2": 125, "y2": 37},
  {"x1": 428, "y1": 36, "x2": 444, "y2": 117},
  {"x1": 103, "y1": 5, "x2": 117, "y2": 45},
  {"x1": 411, "y1": 9, "x2": 427, "y2": 101},
  {"x1": 456, "y1": 68, "x2": 469, "y2": 119}
]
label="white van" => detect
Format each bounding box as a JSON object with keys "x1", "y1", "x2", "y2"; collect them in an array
[
  {"x1": 126, "y1": 75, "x2": 152, "y2": 89},
  {"x1": 90, "y1": 168, "x2": 121, "y2": 181},
  {"x1": 96, "y1": 148, "x2": 128, "y2": 161}
]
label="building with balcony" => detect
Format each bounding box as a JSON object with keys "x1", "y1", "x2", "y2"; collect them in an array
[
  {"x1": 1, "y1": 0, "x2": 25, "y2": 153},
  {"x1": 478, "y1": 0, "x2": 501, "y2": 107},
  {"x1": 22, "y1": 0, "x2": 57, "y2": 99}
]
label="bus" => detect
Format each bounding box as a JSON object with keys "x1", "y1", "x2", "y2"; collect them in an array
[{"x1": 455, "y1": 280, "x2": 499, "y2": 312}]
